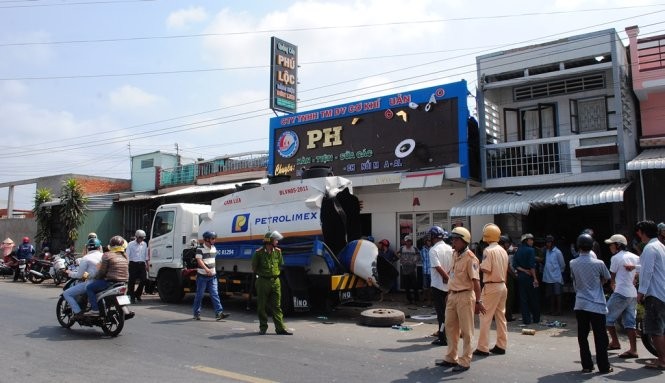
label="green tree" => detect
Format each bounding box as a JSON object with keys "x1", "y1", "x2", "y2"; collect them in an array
[
  {"x1": 60, "y1": 178, "x2": 88, "y2": 245},
  {"x1": 33, "y1": 187, "x2": 54, "y2": 247}
]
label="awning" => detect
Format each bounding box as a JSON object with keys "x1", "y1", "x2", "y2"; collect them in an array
[
  {"x1": 450, "y1": 183, "x2": 630, "y2": 216},
  {"x1": 627, "y1": 148, "x2": 665, "y2": 171},
  {"x1": 117, "y1": 178, "x2": 268, "y2": 202},
  {"x1": 399, "y1": 169, "x2": 445, "y2": 189}
]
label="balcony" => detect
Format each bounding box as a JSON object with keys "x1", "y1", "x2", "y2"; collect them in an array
[
  {"x1": 485, "y1": 131, "x2": 620, "y2": 188},
  {"x1": 159, "y1": 151, "x2": 268, "y2": 188}
]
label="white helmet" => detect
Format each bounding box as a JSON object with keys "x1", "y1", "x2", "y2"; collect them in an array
[{"x1": 135, "y1": 229, "x2": 146, "y2": 238}]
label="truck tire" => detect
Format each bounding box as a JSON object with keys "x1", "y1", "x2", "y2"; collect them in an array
[
  {"x1": 157, "y1": 269, "x2": 185, "y2": 303},
  {"x1": 280, "y1": 277, "x2": 294, "y2": 316},
  {"x1": 358, "y1": 308, "x2": 405, "y2": 327}
]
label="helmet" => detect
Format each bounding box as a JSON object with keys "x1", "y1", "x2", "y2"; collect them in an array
[
  {"x1": 498, "y1": 235, "x2": 511, "y2": 245},
  {"x1": 604, "y1": 234, "x2": 627, "y2": 246},
  {"x1": 520, "y1": 233, "x2": 534, "y2": 242},
  {"x1": 576, "y1": 233, "x2": 594, "y2": 251},
  {"x1": 582, "y1": 228, "x2": 595, "y2": 237},
  {"x1": 403, "y1": 235, "x2": 413, "y2": 242},
  {"x1": 263, "y1": 231, "x2": 283, "y2": 243},
  {"x1": 135, "y1": 229, "x2": 146, "y2": 238},
  {"x1": 428, "y1": 226, "x2": 446, "y2": 239},
  {"x1": 545, "y1": 235, "x2": 555, "y2": 243},
  {"x1": 482, "y1": 223, "x2": 501, "y2": 243},
  {"x1": 202, "y1": 231, "x2": 217, "y2": 240},
  {"x1": 108, "y1": 235, "x2": 128, "y2": 252},
  {"x1": 378, "y1": 239, "x2": 390, "y2": 247},
  {"x1": 87, "y1": 238, "x2": 102, "y2": 250},
  {"x1": 658, "y1": 222, "x2": 665, "y2": 233},
  {"x1": 450, "y1": 227, "x2": 471, "y2": 243},
  {"x1": 22, "y1": 236, "x2": 30, "y2": 243},
  {"x1": 87, "y1": 232, "x2": 97, "y2": 239}
]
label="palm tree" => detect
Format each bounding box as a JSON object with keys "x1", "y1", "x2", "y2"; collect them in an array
[
  {"x1": 60, "y1": 178, "x2": 88, "y2": 245},
  {"x1": 33, "y1": 187, "x2": 54, "y2": 247}
]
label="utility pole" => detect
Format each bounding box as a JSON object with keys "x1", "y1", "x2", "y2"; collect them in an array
[{"x1": 175, "y1": 143, "x2": 181, "y2": 165}]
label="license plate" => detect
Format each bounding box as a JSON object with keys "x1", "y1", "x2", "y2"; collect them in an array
[{"x1": 116, "y1": 295, "x2": 131, "y2": 305}]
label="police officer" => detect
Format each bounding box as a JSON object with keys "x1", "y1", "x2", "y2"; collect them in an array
[
  {"x1": 474, "y1": 224, "x2": 509, "y2": 356},
  {"x1": 251, "y1": 231, "x2": 292, "y2": 335},
  {"x1": 436, "y1": 227, "x2": 483, "y2": 372}
]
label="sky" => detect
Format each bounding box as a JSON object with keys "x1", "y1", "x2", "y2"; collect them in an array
[{"x1": 0, "y1": 0, "x2": 664, "y2": 210}]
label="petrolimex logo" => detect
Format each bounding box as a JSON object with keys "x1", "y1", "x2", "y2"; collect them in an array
[
  {"x1": 232, "y1": 214, "x2": 250, "y2": 233},
  {"x1": 277, "y1": 130, "x2": 299, "y2": 158}
]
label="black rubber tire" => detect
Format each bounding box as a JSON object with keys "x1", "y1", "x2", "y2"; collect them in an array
[
  {"x1": 358, "y1": 308, "x2": 405, "y2": 327},
  {"x1": 27, "y1": 272, "x2": 45, "y2": 284},
  {"x1": 100, "y1": 299, "x2": 125, "y2": 337},
  {"x1": 280, "y1": 277, "x2": 294, "y2": 317},
  {"x1": 157, "y1": 269, "x2": 184, "y2": 303},
  {"x1": 56, "y1": 296, "x2": 74, "y2": 329},
  {"x1": 638, "y1": 317, "x2": 659, "y2": 357}
]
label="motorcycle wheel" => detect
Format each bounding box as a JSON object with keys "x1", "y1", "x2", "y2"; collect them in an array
[
  {"x1": 638, "y1": 316, "x2": 659, "y2": 357},
  {"x1": 53, "y1": 271, "x2": 65, "y2": 286},
  {"x1": 27, "y1": 272, "x2": 45, "y2": 284},
  {"x1": 100, "y1": 299, "x2": 125, "y2": 337},
  {"x1": 56, "y1": 297, "x2": 75, "y2": 329}
]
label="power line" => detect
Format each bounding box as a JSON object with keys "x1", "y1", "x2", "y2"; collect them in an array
[
  {"x1": 0, "y1": 11, "x2": 661, "y2": 161},
  {"x1": 0, "y1": 3, "x2": 662, "y2": 46},
  {"x1": 0, "y1": 0, "x2": 156, "y2": 9}
]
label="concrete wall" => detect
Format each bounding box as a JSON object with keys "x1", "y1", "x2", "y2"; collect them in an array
[{"x1": 0, "y1": 218, "x2": 37, "y2": 247}]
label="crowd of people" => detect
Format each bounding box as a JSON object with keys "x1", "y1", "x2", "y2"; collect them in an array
[{"x1": 374, "y1": 220, "x2": 665, "y2": 373}]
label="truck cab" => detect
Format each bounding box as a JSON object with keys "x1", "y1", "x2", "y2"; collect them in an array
[{"x1": 147, "y1": 203, "x2": 210, "y2": 302}]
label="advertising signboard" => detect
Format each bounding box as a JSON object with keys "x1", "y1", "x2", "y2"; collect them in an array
[
  {"x1": 269, "y1": 81, "x2": 470, "y2": 179},
  {"x1": 269, "y1": 37, "x2": 298, "y2": 114}
]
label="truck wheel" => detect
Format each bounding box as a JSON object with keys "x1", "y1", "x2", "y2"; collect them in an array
[
  {"x1": 280, "y1": 278, "x2": 294, "y2": 316},
  {"x1": 358, "y1": 308, "x2": 405, "y2": 327},
  {"x1": 157, "y1": 269, "x2": 184, "y2": 303}
]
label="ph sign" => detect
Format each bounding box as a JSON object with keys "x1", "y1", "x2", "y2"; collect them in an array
[{"x1": 270, "y1": 37, "x2": 298, "y2": 114}]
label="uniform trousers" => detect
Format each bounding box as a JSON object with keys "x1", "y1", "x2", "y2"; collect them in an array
[
  {"x1": 477, "y1": 282, "x2": 508, "y2": 352},
  {"x1": 444, "y1": 290, "x2": 475, "y2": 368},
  {"x1": 255, "y1": 276, "x2": 287, "y2": 333}
]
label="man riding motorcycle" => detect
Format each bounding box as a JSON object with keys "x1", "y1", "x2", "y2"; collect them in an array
[
  {"x1": 14, "y1": 237, "x2": 35, "y2": 281},
  {"x1": 85, "y1": 236, "x2": 129, "y2": 316},
  {"x1": 64, "y1": 238, "x2": 103, "y2": 318}
]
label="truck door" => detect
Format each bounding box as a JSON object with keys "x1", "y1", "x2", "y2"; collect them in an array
[{"x1": 149, "y1": 209, "x2": 176, "y2": 265}]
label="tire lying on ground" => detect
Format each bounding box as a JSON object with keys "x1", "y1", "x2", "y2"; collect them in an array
[{"x1": 358, "y1": 308, "x2": 405, "y2": 327}]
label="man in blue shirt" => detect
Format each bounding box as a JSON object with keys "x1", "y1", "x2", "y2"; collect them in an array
[
  {"x1": 512, "y1": 233, "x2": 540, "y2": 325},
  {"x1": 635, "y1": 220, "x2": 665, "y2": 370},
  {"x1": 570, "y1": 233, "x2": 612, "y2": 374},
  {"x1": 542, "y1": 235, "x2": 565, "y2": 316}
]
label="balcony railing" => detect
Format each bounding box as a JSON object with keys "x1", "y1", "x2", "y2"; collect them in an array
[
  {"x1": 484, "y1": 131, "x2": 620, "y2": 188},
  {"x1": 159, "y1": 152, "x2": 268, "y2": 188},
  {"x1": 637, "y1": 36, "x2": 665, "y2": 72}
]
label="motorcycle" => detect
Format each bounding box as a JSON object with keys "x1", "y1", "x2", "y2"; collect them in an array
[
  {"x1": 27, "y1": 256, "x2": 53, "y2": 284},
  {"x1": 56, "y1": 279, "x2": 135, "y2": 337},
  {"x1": 638, "y1": 308, "x2": 660, "y2": 357},
  {"x1": 28, "y1": 251, "x2": 76, "y2": 285},
  {"x1": 5, "y1": 255, "x2": 27, "y2": 281}
]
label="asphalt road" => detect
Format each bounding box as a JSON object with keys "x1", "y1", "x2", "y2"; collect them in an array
[{"x1": 0, "y1": 278, "x2": 663, "y2": 383}]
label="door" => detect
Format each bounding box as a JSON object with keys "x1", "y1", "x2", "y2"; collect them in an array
[{"x1": 148, "y1": 209, "x2": 176, "y2": 273}]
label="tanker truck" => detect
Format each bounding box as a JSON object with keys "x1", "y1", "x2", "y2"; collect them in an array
[{"x1": 147, "y1": 173, "x2": 390, "y2": 313}]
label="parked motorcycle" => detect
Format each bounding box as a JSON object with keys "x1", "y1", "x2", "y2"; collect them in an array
[
  {"x1": 28, "y1": 251, "x2": 76, "y2": 285},
  {"x1": 27, "y1": 256, "x2": 53, "y2": 284},
  {"x1": 56, "y1": 279, "x2": 135, "y2": 337}
]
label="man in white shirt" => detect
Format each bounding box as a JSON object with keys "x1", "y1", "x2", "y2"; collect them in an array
[
  {"x1": 428, "y1": 226, "x2": 453, "y2": 346},
  {"x1": 604, "y1": 234, "x2": 640, "y2": 358},
  {"x1": 127, "y1": 229, "x2": 148, "y2": 303},
  {"x1": 63, "y1": 238, "x2": 103, "y2": 317}
]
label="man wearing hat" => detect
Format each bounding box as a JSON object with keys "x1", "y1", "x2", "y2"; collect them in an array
[
  {"x1": 604, "y1": 234, "x2": 641, "y2": 358},
  {"x1": 436, "y1": 227, "x2": 482, "y2": 372},
  {"x1": 398, "y1": 235, "x2": 420, "y2": 304},
  {"x1": 513, "y1": 233, "x2": 540, "y2": 325}
]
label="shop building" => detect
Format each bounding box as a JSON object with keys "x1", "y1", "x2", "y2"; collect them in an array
[
  {"x1": 454, "y1": 28, "x2": 639, "y2": 260},
  {"x1": 625, "y1": 26, "x2": 665, "y2": 221},
  {"x1": 268, "y1": 81, "x2": 484, "y2": 250}
]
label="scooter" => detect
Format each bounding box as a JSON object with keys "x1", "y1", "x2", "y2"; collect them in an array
[
  {"x1": 56, "y1": 279, "x2": 135, "y2": 337},
  {"x1": 27, "y1": 256, "x2": 53, "y2": 284}
]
